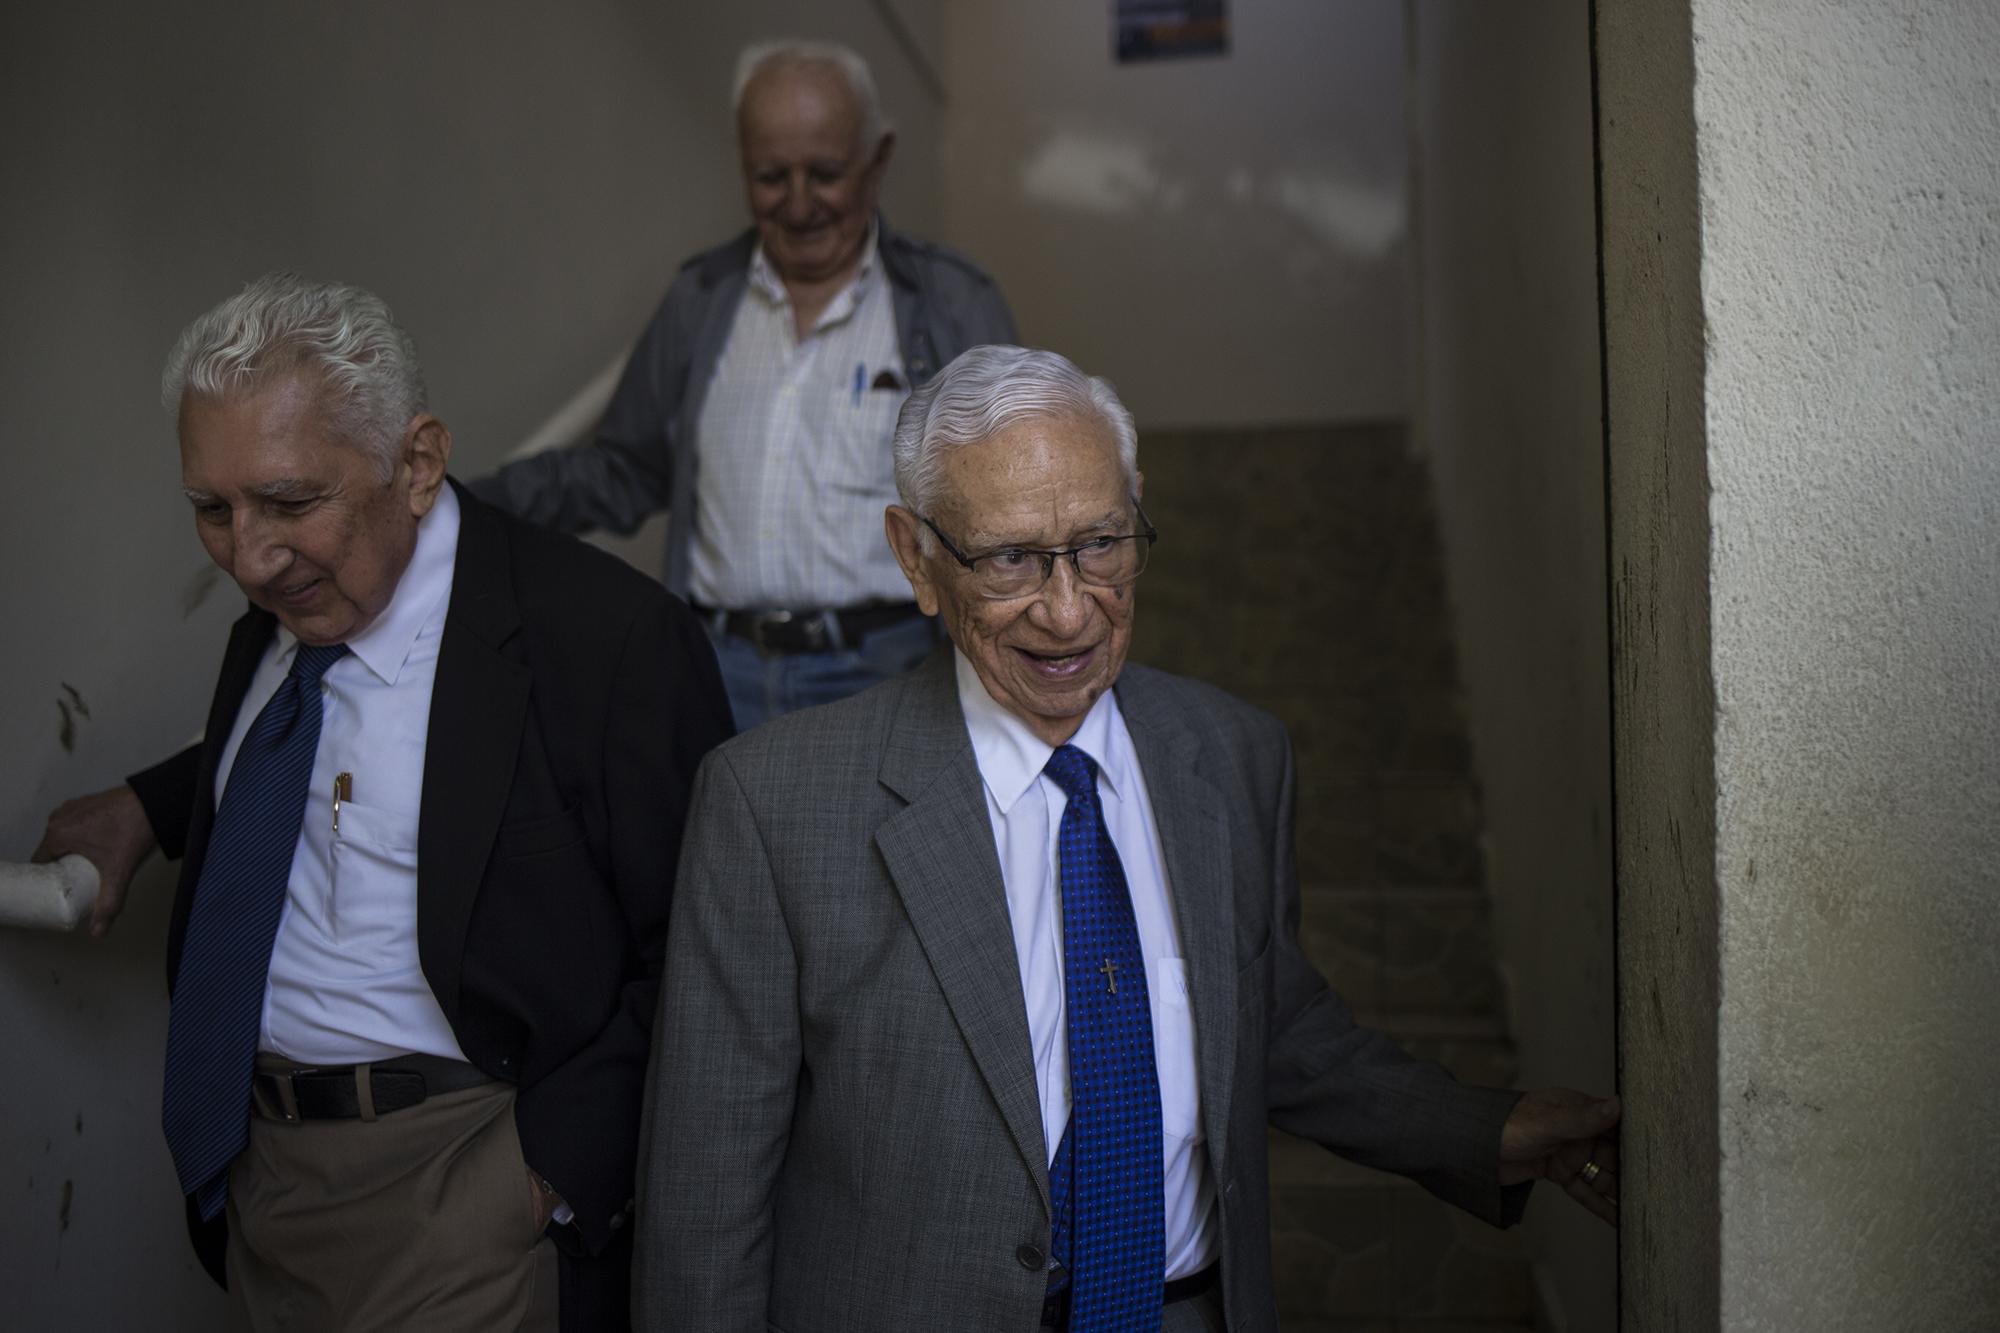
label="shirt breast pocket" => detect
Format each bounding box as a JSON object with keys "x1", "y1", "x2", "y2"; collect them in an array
[
  {"x1": 809, "y1": 377, "x2": 905, "y2": 496},
  {"x1": 329, "y1": 798, "x2": 421, "y2": 957},
  {"x1": 1150, "y1": 957, "x2": 1204, "y2": 1144}
]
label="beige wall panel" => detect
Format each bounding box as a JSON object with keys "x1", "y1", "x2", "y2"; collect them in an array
[{"x1": 944, "y1": 0, "x2": 1409, "y2": 428}]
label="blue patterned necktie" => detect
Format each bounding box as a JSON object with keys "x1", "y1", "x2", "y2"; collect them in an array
[
  {"x1": 162, "y1": 641, "x2": 348, "y2": 1220},
  {"x1": 1043, "y1": 744, "x2": 1164, "y2": 1333}
]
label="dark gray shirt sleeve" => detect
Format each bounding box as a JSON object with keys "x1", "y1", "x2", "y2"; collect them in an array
[
  {"x1": 469, "y1": 277, "x2": 696, "y2": 537},
  {"x1": 470, "y1": 228, "x2": 1015, "y2": 541}
]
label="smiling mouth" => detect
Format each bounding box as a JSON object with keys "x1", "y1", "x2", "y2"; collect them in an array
[
  {"x1": 1016, "y1": 645, "x2": 1096, "y2": 679},
  {"x1": 272, "y1": 577, "x2": 322, "y2": 605}
]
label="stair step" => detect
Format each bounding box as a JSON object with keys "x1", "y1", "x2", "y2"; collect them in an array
[
  {"x1": 1269, "y1": 1129, "x2": 1419, "y2": 1191},
  {"x1": 1369, "y1": 780, "x2": 1484, "y2": 887},
  {"x1": 1269, "y1": 1132, "x2": 1534, "y2": 1325},
  {"x1": 1304, "y1": 884, "x2": 1493, "y2": 900},
  {"x1": 1272, "y1": 1312, "x2": 1536, "y2": 1320},
  {"x1": 1358, "y1": 1012, "x2": 1506, "y2": 1041},
  {"x1": 1258, "y1": 691, "x2": 1475, "y2": 781},
  {"x1": 1291, "y1": 776, "x2": 1486, "y2": 888},
  {"x1": 1298, "y1": 886, "x2": 1505, "y2": 1024},
  {"x1": 1136, "y1": 595, "x2": 1462, "y2": 695},
  {"x1": 1258, "y1": 1012, "x2": 1516, "y2": 1095}
]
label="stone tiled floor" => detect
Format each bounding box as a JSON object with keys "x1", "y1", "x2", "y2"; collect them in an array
[{"x1": 1133, "y1": 423, "x2": 1530, "y2": 1329}]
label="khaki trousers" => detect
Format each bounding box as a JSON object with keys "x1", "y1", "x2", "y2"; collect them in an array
[{"x1": 225, "y1": 1067, "x2": 558, "y2": 1332}]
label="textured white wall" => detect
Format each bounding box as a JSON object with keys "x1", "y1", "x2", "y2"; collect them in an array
[
  {"x1": 943, "y1": 0, "x2": 1409, "y2": 427},
  {"x1": 1409, "y1": 5, "x2": 1614, "y2": 1328},
  {"x1": 0, "y1": 2, "x2": 941, "y2": 1324},
  {"x1": 1689, "y1": 2, "x2": 2000, "y2": 1327}
]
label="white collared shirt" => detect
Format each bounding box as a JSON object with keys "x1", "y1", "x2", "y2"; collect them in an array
[
  {"x1": 688, "y1": 226, "x2": 912, "y2": 611},
  {"x1": 955, "y1": 651, "x2": 1218, "y2": 1279},
  {"x1": 214, "y1": 485, "x2": 465, "y2": 1065}
]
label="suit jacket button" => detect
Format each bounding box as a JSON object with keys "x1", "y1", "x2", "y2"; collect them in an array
[
  {"x1": 610, "y1": 1213, "x2": 625, "y2": 1230},
  {"x1": 1016, "y1": 1244, "x2": 1045, "y2": 1271}
]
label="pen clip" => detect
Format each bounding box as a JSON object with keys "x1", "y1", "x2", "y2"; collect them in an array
[{"x1": 333, "y1": 772, "x2": 352, "y2": 835}]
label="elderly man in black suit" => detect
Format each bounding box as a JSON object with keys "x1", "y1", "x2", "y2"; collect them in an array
[{"x1": 37, "y1": 273, "x2": 732, "y2": 1330}]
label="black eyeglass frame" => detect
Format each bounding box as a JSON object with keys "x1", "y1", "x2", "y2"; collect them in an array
[{"x1": 917, "y1": 502, "x2": 1160, "y2": 600}]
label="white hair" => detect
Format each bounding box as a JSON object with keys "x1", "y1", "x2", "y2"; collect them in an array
[
  {"x1": 892, "y1": 345, "x2": 1140, "y2": 534},
  {"x1": 732, "y1": 39, "x2": 889, "y2": 152},
  {"x1": 161, "y1": 272, "x2": 427, "y2": 478}
]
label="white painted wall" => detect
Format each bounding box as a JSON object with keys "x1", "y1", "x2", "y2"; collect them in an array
[
  {"x1": 942, "y1": 0, "x2": 1409, "y2": 428},
  {"x1": 1686, "y1": 2, "x2": 2000, "y2": 1326},
  {"x1": 1408, "y1": 5, "x2": 1614, "y2": 1328},
  {"x1": 0, "y1": 2, "x2": 941, "y2": 1324},
  {"x1": 1603, "y1": 0, "x2": 2000, "y2": 1325}
]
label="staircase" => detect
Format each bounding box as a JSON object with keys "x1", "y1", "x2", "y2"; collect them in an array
[{"x1": 1131, "y1": 423, "x2": 1532, "y2": 1330}]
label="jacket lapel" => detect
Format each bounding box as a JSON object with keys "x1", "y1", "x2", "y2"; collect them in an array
[
  {"x1": 166, "y1": 605, "x2": 278, "y2": 989},
  {"x1": 875, "y1": 214, "x2": 938, "y2": 381},
  {"x1": 417, "y1": 482, "x2": 532, "y2": 1026},
  {"x1": 193, "y1": 607, "x2": 279, "y2": 848},
  {"x1": 1116, "y1": 668, "x2": 1241, "y2": 1182},
  {"x1": 873, "y1": 651, "x2": 1052, "y2": 1214}
]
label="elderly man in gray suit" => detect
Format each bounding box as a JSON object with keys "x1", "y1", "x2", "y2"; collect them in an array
[{"x1": 637, "y1": 345, "x2": 1621, "y2": 1332}]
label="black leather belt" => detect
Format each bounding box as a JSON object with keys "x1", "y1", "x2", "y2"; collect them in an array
[
  {"x1": 693, "y1": 602, "x2": 924, "y2": 656},
  {"x1": 249, "y1": 1054, "x2": 492, "y2": 1123},
  {"x1": 1039, "y1": 1264, "x2": 1218, "y2": 1327}
]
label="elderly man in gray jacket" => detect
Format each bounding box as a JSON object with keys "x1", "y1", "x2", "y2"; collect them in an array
[
  {"x1": 638, "y1": 346, "x2": 1621, "y2": 1332},
  {"x1": 475, "y1": 39, "x2": 1014, "y2": 728}
]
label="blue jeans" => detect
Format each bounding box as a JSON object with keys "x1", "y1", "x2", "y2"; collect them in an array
[{"x1": 706, "y1": 613, "x2": 938, "y2": 732}]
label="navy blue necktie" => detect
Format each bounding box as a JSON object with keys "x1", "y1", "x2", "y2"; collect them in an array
[
  {"x1": 162, "y1": 641, "x2": 347, "y2": 1220},
  {"x1": 1043, "y1": 744, "x2": 1164, "y2": 1333}
]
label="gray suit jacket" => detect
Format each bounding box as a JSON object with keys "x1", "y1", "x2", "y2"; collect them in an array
[
  {"x1": 470, "y1": 218, "x2": 1015, "y2": 597},
  {"x1": 637, "y1": 651, "x2": 1523, "y2": 1332}
]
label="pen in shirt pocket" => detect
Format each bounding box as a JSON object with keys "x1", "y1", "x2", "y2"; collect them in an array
[
  {"x1": 332, "y1": 771, "x2": 352, "y2": 834},
  {"x1": 852, "y1": 361, "x2": 865, "y2": 405}
]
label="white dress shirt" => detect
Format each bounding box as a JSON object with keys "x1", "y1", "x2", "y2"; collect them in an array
[
  {"x1": 688, "y1": 226, "x2": 911, "y2": 611},
  {"x1": 955, "y1": 651, "x2": 1218, "y2": 1279},
  {"x1": 214, "y1": 486, "x2": 465, "y2": 1065}
]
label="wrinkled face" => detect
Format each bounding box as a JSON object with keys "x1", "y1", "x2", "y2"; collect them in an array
[
  {"x1": 888, "y1": 413, "x2": 1142, "y2": 746},
  {"x1": 178, "y1": 374, "x2": 450, "y2": 646},
  {"x1": 738, "y1": 61, "x2": 891, "y2": 286}
]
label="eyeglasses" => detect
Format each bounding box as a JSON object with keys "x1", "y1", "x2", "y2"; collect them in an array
[{"x1": 919, "y1": 504, "x2": 1159, "y2": 601}]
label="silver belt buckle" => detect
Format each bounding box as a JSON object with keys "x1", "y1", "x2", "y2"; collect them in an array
[
  {"x1": 750, "y1": 609, "x2": 793, "y2": 655},
  {"x1": 254, "y1": 1069, "x2": 306, "y2": 1123}
]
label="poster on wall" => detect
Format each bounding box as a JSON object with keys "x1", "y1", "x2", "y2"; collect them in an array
[{"x1": 1115, "y1": 0, "x2": 1230, "y2": 63}]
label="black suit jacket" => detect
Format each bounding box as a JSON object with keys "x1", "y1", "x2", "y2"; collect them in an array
[{"x1": 129, "y1": 479, "x2": 732, "y2": 1329}]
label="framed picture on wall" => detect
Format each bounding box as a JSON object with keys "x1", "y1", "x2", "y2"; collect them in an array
[{"x1": 1114, "y1": 0, "x2": 1230, "y2": 63}]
